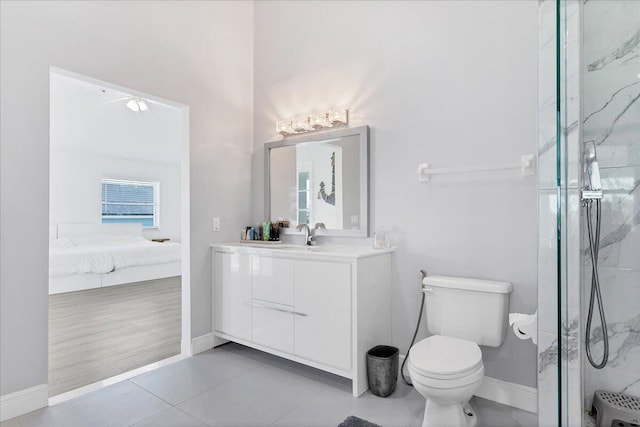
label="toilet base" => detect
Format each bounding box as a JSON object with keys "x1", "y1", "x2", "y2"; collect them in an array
[{"x1": 421, "y1": 400, "x2": 477, "y2": 427}]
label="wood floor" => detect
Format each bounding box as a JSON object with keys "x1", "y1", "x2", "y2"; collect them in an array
[{"x1": 48, "y1": 277, "x2": 181, "y2": 396}]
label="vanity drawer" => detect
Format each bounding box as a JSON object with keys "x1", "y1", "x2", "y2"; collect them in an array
[
  {"x1": 251, "y1": 300, "x2": 294, "y2": 354},
  {"x1": 251, "y1": 256, "x2": 294, "y2": 305}
]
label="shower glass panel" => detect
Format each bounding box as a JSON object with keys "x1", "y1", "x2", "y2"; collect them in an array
[
  {"x1": 555, "y1": 0, "x2": 571, "y2": 426},
  {"x1": 550, "y1": 0, "x2": 640, "y2": 425}
]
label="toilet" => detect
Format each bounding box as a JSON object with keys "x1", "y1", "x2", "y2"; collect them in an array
[{"x1": 407, "y1": 275, "x2": 513, "y2": 427}]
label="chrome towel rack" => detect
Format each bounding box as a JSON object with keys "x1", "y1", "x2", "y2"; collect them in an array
[{"x1": 417, "y1": 154, "x2": 536, "y2": 182}]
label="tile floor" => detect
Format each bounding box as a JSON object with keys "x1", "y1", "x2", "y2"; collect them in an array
[{"x1": 2, "y1": 343, "x2": 538, "y2": 427}]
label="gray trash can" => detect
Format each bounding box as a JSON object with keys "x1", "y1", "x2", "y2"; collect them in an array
[{"x1": 366, "y1": 345, "x2": 399, "y2": 397}]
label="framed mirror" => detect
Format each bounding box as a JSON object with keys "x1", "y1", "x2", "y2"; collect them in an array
[{"x1": 265, "y1": 125, "x2": 369, "y2": 237}]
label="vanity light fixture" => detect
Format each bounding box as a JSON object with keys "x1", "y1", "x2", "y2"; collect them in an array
[
  {"x1": 126, "y1": 97, "x2": 149, "y2": 113},
  {"x1": 277, "y1": 109, "x2": 348, "y2": 136}
]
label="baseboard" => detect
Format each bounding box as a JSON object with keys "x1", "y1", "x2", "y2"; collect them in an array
[
  {"x1": 476, "y1": 376, "x2": 537, "y2": 413},
  {"x1": 399, "y1": 354, "x2": 537, "y2": 413},
  {"x1": 191, "y1": 333, "x2": 214, "y2": 355},
  {"x1": 0, "y1": 384, "x2": 48, "y2": 422}
]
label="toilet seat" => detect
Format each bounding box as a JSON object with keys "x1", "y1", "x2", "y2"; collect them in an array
[{"x1": 409, "y1": 335, "x2": 483, "y2": 380}]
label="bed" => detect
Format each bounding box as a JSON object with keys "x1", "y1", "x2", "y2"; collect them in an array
[{"x1": 49, "y1": 223, "x2": 182, "y2": 295}]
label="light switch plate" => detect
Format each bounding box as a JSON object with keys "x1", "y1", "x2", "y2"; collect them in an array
[{"x1": 212, "y1": 217, "x2": 221, "y2": 232}]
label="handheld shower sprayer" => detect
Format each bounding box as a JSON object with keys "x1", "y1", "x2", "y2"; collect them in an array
[
  {"x1": 582, "y1": 142, "x2": 608, "y2": 369},
  {"x1": 582, "y1": 141, "x2": 603, "y2": 201}
]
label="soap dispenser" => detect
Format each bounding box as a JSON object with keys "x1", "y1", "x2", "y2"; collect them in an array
[{"x1": 374, "y1": 226, "x2": 389, "y2": 249}]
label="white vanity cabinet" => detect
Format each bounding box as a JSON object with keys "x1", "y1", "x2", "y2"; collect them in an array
[
  {"x1": 211, "y1": 243, "x2": 393, "y2": 397},
  {"x1": 213, "y1": 252, "x2": 252, "y2": 341}
]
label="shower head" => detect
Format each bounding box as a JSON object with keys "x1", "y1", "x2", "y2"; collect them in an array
[{"x1": 582, "y1": 141, "x2": 603, "y2": 200}]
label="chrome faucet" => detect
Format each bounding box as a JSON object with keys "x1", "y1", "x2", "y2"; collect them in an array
[
  {"x1": 311, "y1": 223, "x2": 326, "y2": 246},
  {"x1": 296, "y1": 223, "x2": 313, "y2": 246},
  {"x1": 296, "y1": 223, "x2": 326, "y2": 246}
]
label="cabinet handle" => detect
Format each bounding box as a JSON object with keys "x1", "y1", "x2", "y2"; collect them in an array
[{"x1": 250, "y1": 301, "x2": 307, "y2": 317}]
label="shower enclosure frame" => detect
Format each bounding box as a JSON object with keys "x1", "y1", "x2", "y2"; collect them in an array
[{"x1": 539, "y1": 0, "x2": 640, "y2": 425}]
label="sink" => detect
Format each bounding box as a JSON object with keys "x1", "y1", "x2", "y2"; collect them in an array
[
  {"x1": 280, "y1": 245, "x2": 320, "y2": 251},
  {"x1": 238, "y1": 242, "x2": 319, "y2": 251}
]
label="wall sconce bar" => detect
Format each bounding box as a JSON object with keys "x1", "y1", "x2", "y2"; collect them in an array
[{"x1": 277, "y1": 109, "x2": 348, "y2": 137}]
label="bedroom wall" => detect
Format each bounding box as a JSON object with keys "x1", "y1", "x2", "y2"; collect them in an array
[
  {"x1": 49, "y1": 71, "x2": 183, "y2": 241},
  {"x1": 49, "y1": 150, "x2": 182, "y2": 241},
  {"x1": 0, "y1": 0, "x2": 253, "y2": 396},
  {"x1": 252, "y1": 0, "x2": 539, "y2": 388}
]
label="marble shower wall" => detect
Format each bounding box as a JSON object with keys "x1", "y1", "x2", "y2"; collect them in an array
[{"x1": 581, "y1": 0, "x2": 640, "y2": 410}]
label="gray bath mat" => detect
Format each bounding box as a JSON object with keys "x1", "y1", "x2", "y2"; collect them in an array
[{"x1": 338, "y1": 415, "x2": 382, "y2": 427}]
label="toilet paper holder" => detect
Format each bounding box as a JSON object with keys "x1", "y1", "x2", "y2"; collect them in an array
[{"x1": 509, "y1": 311, "x2": 537, "y2": 344}]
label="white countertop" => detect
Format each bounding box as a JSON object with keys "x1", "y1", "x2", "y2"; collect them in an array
[{"x1": 211, "y1": 242, "x2": 394, "y2": 259}]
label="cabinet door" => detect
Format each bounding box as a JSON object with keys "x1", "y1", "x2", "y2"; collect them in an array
[
  {"x1": 251, "y1": 256, "x2": 294, "y2": 305},
  {"x1": 294, "y1": 260, "x2": 351, "y2": 371},
  {"x1": 213, "y1": 252, "x2": 252, "y2": 341}
]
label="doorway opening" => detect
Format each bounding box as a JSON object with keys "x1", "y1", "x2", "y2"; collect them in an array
[{"x1": 48, "y1": 67, "x2": 191, "y2": 404}]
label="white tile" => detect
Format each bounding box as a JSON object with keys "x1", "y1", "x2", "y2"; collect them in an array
[
  {"x1": 537, "y1": 0, "x2": 555, "y2": 53},
  {"x1": 563, "y1": 0, "x2": 580, "y2": 45},
  {"x1": 132, "y1": 407, "x2": 205, "y2": 427},
  {"x1": 0, "y1": 419, "x2": 22, "y2": 427},
  {"x1": 583, "y1": 0, "x2": 640, "y2": 71},
  {"x1": 590, "y1": 167, "x2": 640, "y2": 269},
  {"x1": 276, "y1": 378, "x2": 424, "y2": 427},
  {"x1": 17, "y1": 381, "x2": 169, "y2": 427},
  {"x1": 584, "y1": 365, "x2": 640, "y2": 409},
  {"x1": 130, "y1": 345, "x2": 261, "y2": 405},
  {"x1": 581, "y1": 267, "x2": 640, "y2": 393},
  {"x1": 538, "y1": 190, "x2": 558, "y2": 334},
  {"x1": 583, "y1": 65, "x2": 640, "y2": 169},
  {"x1": 537, "y1": 331, "x2": 559, "y2": 427},
  {"x1": 594, "y1": 267, "x2": 640, "y2": 325},
  {"x1": 177, "y1": 361, "x2": 340, "y2": 426}
]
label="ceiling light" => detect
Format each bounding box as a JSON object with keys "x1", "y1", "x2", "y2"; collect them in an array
[{"x1": 126, "y1": 97, "x2": 149, "y2": 112}]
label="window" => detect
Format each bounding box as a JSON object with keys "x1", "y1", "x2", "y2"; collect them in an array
[
  {"x1": 297, "y1": 171, "x2": 310, "y2": 225},
  {"x1": 101, "y1": 179, "x2": 159, "y2": 228}
]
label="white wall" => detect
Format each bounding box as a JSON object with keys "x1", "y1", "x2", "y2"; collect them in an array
[
  {"x1": 50, "y1": 150, "x2": 182, "y2": 241},
  {"x1": 253, "y1": 1, "x2": 539, "y2": 387},
  {"x1": 0, "y1": 0, "x2": 253, "y2": 396},
  {"x1": 49, "y1": 72, "x2": 183, "y2": 241}
]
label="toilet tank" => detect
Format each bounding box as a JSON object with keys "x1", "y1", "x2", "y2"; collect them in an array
[{"x1": 423, "y1": 275, "x2": 513, "y2": 347}]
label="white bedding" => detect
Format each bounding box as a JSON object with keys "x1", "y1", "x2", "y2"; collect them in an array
[
  {"x1": 49, "y1": 234, "x2": 181, "y2": 278},
  {"x1": 110, "y1": 241, "x2": 181, "y2": 270},
  {"x1": 49, "y1": 246, "x2": 115, "y2": 277}
]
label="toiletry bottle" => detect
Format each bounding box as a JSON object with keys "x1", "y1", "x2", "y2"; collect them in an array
[{"x1": 263, "y1": 220, "x2": 271, "y2": 241}]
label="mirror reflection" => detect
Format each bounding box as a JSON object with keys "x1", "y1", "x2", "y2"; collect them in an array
[{"x1": 268, "y1": 132, "x2": 366, "y2": 235}]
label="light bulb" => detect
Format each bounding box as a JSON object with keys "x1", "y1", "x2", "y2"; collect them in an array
[
  {"x1": 276, "y1": 119, "x2": 293, "y2": 136},
  {"x1": 126, "y1": 98, "x2": 140, "y2": 112}
]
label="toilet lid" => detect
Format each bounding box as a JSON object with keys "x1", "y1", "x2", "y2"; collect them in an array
[{"x1": 409, "y1": 335, "x2": 482, "y2": 376}]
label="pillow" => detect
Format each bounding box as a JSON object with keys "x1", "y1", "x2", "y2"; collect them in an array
[{"x1": 72, "y1": 234, "x2": 149, "y2": 247}]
